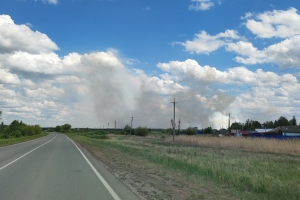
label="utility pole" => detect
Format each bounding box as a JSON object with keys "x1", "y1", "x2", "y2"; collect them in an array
[
  {"x1": 108, "y1": 123, "x2": 109, "y2": 129},
  {"x1": 130, "y1": 116, "x2": 133, "y2": 135},
  {"x1": 178, "y1": 119, "x2": 181, "y2": 135},
  {"x1": 115, "y1": 121, "x2": 116, "y2": 129},
  {"x1": 171, "y1": 98, "x2": 178, "y2": 143},
  {"x1": 228, "y1": 113, "x2": 231, "y2": 136}
]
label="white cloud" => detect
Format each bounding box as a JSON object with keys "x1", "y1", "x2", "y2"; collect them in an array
[
  {"x1": 244, "y1": 7, "x2": 300, "y2": 38},
  {"x1": 44, "y1": 0, "x2": 58, "y2": 5},
  {"x1": 227, "y1": 36, "x2": 300, "y2": 67},
  {"x1": 241, "y1": 12, "x2": 253, "y2": 20},
  {"x1": 1, "y1": 13, "x2": 299, "y2": 129},
  {"x1": 176, "y1": 30, "x2": 240, "y2": 54},
  {"x1": 0, "y1": 15, "x2": 59, "y2": 54},
  {"x1": 0, "y1": 69, "x2": 21, "y2": 85},
  {"x1": 189, "y1": 0, "x2": 214, "y2": 11}
]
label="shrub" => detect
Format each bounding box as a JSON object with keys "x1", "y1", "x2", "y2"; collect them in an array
[
  {"x1": 204, "y1": 126, "x2": 213, "y2": 134},
  {"x1": 123, "y1": 124, "x2": 131, "y2": 135},
  {"x1": 134, "y1": 126, "x2": 148, "y2": 136},
  {"x1": 185, "y1": 127, "x2": 197, "y2": 135},
  {"x1": 55, "y1": 125, "x2": 62, "y2": 132},
  {"x1": 89, "y1": 134, "x2": 109, "y2": 139},
  {"x1": 61, "y1": 123, "x2": 72, "y2": 133}
]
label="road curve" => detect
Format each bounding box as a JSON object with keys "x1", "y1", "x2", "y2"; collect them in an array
[{"x1": 0, "y1": 133, "x2": 139, "y2": 200}]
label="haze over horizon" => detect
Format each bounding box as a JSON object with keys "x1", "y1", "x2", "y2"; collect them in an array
[{"x1": 0, "y1": 0, "x2": 300, "y2": 129}]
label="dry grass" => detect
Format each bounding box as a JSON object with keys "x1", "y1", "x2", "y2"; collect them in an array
[
  {"x1": 167, "y1": 135, "x2": 300, "y2": 155},
  {"x1": 69, "y1": 134, "x2": 300, "y2": 199}
]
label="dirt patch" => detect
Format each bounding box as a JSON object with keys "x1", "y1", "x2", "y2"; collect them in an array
[{"x1": 80, "y1": 143, "x2": 235, "y2": 200}]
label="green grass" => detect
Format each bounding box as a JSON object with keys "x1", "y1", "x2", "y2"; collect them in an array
[
  {"x1": 67, "y1": 134, "x2": 300, "y2": 200},
  {"x1": 0, "y1": 132, "x2": 48, "y2": 147}
]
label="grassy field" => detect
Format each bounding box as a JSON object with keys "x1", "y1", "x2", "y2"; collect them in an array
[
  {"x1": 0, "y1": 133, "x2": 48, "y2": 147},
  {"x1": 67, "y1": 133, "x2": 300, "y2": 200}
]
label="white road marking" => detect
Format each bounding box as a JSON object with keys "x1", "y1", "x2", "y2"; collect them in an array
[
  {"x1": 0, "y1": 134, "x2": 57, "y2": 171},
  {"x1": 66, "y1": 136, "x2": 121, "y2": 200}
]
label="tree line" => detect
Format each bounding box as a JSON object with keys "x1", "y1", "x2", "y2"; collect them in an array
[
  {"x1": 231, "y1": 116, "x2": 297, "y2": 131},
  {"x1": 54, "y1": 124, "x2": 72, "y2": 133},
  {"x1": 0, "y1": 120, "x2": 42, "y2": 139}
]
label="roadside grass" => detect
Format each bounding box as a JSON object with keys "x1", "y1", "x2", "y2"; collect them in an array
[
  {"x1": 0, "y1": 132, "x2": 48, "y2": 147},
  {"x1": 67, "y1": 133, "x2": 300, "y2": 200},
  {"x1": 168, "y1": 135, "x2": 300, "y2": 155},
  {"x1": 69, "y1": 129, "x2": 109, "y2": 139}
]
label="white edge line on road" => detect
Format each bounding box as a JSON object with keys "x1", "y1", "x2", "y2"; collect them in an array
[
  {"x1": 0, "y1": 134, "x2": 57, "y2": 171},
  {"x1": 66, "y1": 136, "x2": 121, "y2": 200}
]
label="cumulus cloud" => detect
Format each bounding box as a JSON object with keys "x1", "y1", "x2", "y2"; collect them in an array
[
  {"x1": 0, "y1": 15, "x2": 59, "y2": 54},
  {"x1": 189, "y1": 0, "x2": 215, "y2": 11},
  {"x1": 244, "y1": 7, "x2": 300, "y2": 38},
  {"x1": 227, "y1": 36, "x2": 300, "y2": 67},
  {"x1": 175, "y1": 30, "x2": 241, "y2": 54},
  {"x1": 1, "y1": 13, "x2": 299, "y2": 129},
  {"x1": 0, "y1": 69, "x2": 21, "y2": 85},
  {"x1": 178, "y1": 8, "x2": 300, "y2": 68}
]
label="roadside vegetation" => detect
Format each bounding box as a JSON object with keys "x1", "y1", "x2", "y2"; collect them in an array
[
  {"x1": 69, "y1": 128, "x2": 109, "y2": 139},
  {"x1": 0, "y1": 119, "x2": 46, "y2": 147},
  {"x1": 67, "y1": 130, "x2": 300, "y2": 200}
]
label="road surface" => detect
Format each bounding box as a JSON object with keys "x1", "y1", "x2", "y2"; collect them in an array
[{"x1": 0, "y1": 133, "x2": 139, "y2": 200}]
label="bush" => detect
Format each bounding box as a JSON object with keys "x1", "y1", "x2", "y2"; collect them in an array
[
  {"x1": 204, "y1": 126, "x2": 213, "y2": 134},
  {"x1": 185, "y1": 127, "x2": 197, "y2": 135},
  {"x1": 55, "y1": 125, "x2": 62, "y2": 132},
  {"x1": 61, "y1": 123, "x2": 72, "y2": 133},
  {"x1": 89, "y1": 134, "x2": 109, "y2": 139},
  {"x1": 134, "y1": 126, "x2": 148, "y2": 136},
  {"x1": 123, "y1": 124, "x2": 131, "y2": 135}
]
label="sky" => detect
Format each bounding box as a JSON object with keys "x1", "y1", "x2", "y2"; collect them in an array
[{"x1": 0, "y1": 0, "x2": 300, "y2": 129}]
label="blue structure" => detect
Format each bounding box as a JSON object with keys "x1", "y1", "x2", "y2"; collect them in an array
[{"x1": 249, "y1": 133, "x2": 300, "y2": 140}]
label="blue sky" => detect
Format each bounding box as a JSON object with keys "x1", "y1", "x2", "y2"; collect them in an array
[
  {"x1": 4, "y1": 0, "x2": 297, "y2": 70},
  {"x1": 1, "y1": 0, "x2": 300, "y2": 128}
]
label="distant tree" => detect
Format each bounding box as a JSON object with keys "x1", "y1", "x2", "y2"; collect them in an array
[
  {"x1": 0, "y1": 122, "x2": 4, "y2": 135},
  {"x1": 62, "y1": 123, "x2": 72, "y2": 132},
  {"x1": 263, "y1": 121, "x2": 274, "y2": 129},
  {"x1": 231, "y1": 122, "x2": 242, "y2": 130},
  {"x1": 185, "y1": 127, "x2": 197, "y2": 135},
  {"x1": 244, "y1": 119, "x2": 262, "y2": 130},
  {"x1": 274, "y1": 120, "x2": 279, "y2": 128},
  {"x1": 0, "y1": 110, "x2": 2, "y2": 120},
  {"x1": 277, "y1": 116, "x2": 289, "y2": 126},
  {"x1": 55, "y1": 125, "x2": 62, "y2": 132},
  {"x1": 124, "y1": 124, "x2": 131, "y2": 135},
  {"x1": 203, "y1": 126, "x2": 213, "y2": 134},
  {"x1": 9, "y1": 120, "x2": 26, "y2": 132},
  {"x1": 289, "y1": 116, "x2": 297, "y2": 126},
  {"x1": 134, "y1": 126, "x2": 148, "y2": 136}
]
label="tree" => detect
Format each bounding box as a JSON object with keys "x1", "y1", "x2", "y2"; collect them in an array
[
  {"x1": 55, "y1": 125, "x2": 62, "y2": 132},
  {"x1": 124, "y1": 124, "x2": 131, "y2": 135},
  {"x1": 231, "y1": 122, "x2": 242, "y2": 130},
  {"x1": 203, "y1": 126, "x2": 213, "y2": 134},
  {"x1": 185, "y1": 127, "x2": 197, "y2": 135},
  {"x1": 289, "y1": 116, "x2": 297, "y2": 126},
  {"x1": 134, "y1": 126, "x2": 148, "y2": 136},
  {"x1": 244, "y1": 119, "x2": 262, "y2": 130},
  {"x1": 62, "y1": 123, "x2": 72, "y2": 132},
  {"x1": 277, "y1": 116, "x2": 289, "y2": 126},
  {"x1": 0, "y1": 110, "x2": 2, "y2": 120},
  {"x1": 263, "y1": 121, "x2": 274, "y2": 129}
]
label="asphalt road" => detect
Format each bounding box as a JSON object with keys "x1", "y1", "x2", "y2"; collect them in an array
[{"x1": 0, "y1": 133, "x2": 139, "y2": 200}]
